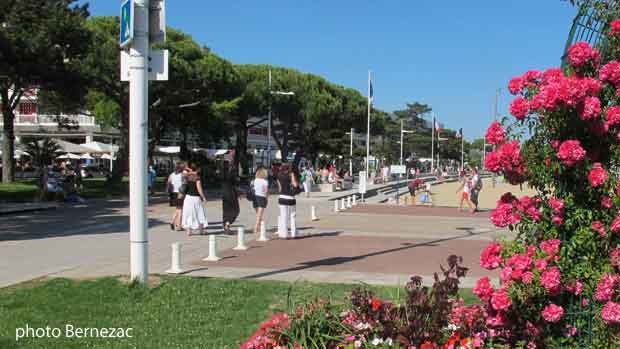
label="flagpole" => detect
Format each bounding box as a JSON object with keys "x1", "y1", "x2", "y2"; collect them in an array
[
  {"x1": 461, "y1": 130, "x2": 464, "y2": 171},
  {"x1": 366, "y1": 70, "x2": 371, "y2": 178},
  {"x1": 431, "y1": 113, "x2": 435, "y2": 174}
]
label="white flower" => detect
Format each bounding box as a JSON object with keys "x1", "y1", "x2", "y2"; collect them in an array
[
  {"x1": 355, "y1": 322, "x2": 371, "y2": 330},
  {"x1": 355, "y1": 340, "x2": 362, "y2": 348},
  {"x1": 385, "y1": 338, "x2": 393, "y2": 346},
  {"x1": 371, "y1": 337, "x2": 384, "y2": 346},
  {"x1": 447, "y1": 323, "x2": 459, "y2": 331}
]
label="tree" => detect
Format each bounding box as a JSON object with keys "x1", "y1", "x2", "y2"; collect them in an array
[
  {"x1": 0, "y1": 0, "x2": 91, "y2": 183},
  {"x1": 21, "y1": 137, "x2": 60, "y2": 200}
]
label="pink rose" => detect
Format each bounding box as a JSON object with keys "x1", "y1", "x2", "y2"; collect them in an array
[
  {"x1": 491, "y1": 202, "x2": 520, "y2": 228},
  {"x1": 548, "y1": 197, "x2": 565, "y2": 212},
  {"x1": 567, "y1": 42, "x2": 600, "y2": 69},
  {"x1": 557, "y1": 140, "x2": 586, "y2": 166},
  {"x1": 522, "y1": 271, "x2": 534, "y2": 284},
  {"x1": 592, "y1": 220, "x2": 607, "y2": 237},
  {"x1": 535, "y1": 259, "x2": 548, "y2": 272},
  {"x1": 601, "y1": 196, "x2": 613, "y2": 209},
  {"x1": 589, "y1": 163, "x2": 608, "y2": 188},
  {"x1": 485, "y1": 121, "x2": 505, "y2": 145},
  {"x1": 491, "y1": 288, "x2": 512, "y2": 311},
  {"x1": 595, "y1": 273, "x2": 618, "y2": 302},
  {"x1": 542, "y1": 304, "x2": 564, "y2": 323},
  {"x1": 552, "y1": 214, "x2": 564, "y2": 226},
  {"x1": 579, "y1": 96, "x2": 601, "y2": 121},
  {"x1": 480, "y1": 242, "x2": 503, "y2": 270},
  {"x1": 540, "y1": 239, "x2": 561, "y2": 256},
  {"x1": 610, "y1": 19, "x2": 620, "y2": 36},
  {"x1": 541, "y1": 266, "x2": 561, "y2": 293},
  {"x1": 508, "y1": 77, "x2": 523, "y2": 95},
  {"x1": 510, "y1": 97, "x2": 530, "y2": 120},
  {"x1": 606, "y1": 105, "x2": 620, "y2": 130},
  {"x1": 610, "y1": 248, "x2": 620, "y2": 267},
  {"x1": 602, "y1": 301, "x2": 620, "y2": 324},
  {"x1": 612, "y1": 216, "x2": 620, "y2": 233},
  {"x1": 474, "y1": 277, "x2": 494, "y2": 301}
]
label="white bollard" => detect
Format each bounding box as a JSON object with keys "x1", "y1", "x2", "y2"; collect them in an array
[
  {"x1": 341, "y1": 198, "x2": 346, "y2": 211},
  {"x1": 352, "y1": 195, "x2": 358, "y2": 206},
  {"x1": 165, "y1": 242, "x2": 184, "y2": 274},
  {"x1": 234, "y1": 227, "x2": 248, "y2": 250},
  {"x1": 334, "y1": 200, "x2": 340, "y2": 212},
  {"x1": 311, "y1": 205, "x2": 319, "y2": 221},
  {"x1": 278, "y1": 215, "x2": 287, "y2": 238},
  {"x1": 290, "y1": 212, "x2": 297, "y2": 238},
  {"x1": 347, "y1": 196, "x2": 352, "y2": 208},
  {"x1": 203, "y1": 234, "x2": 221, "y2": 262},
  {"x1": 258, "y1": 221, "x2": 269, "y2": 242}
]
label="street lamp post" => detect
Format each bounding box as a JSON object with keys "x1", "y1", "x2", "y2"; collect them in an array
[
  {"x1": 267, "y1": 69, "x2": 294, "y2": 167},
  {"x1": 400, "y1": 119, "x2": 414, "y2": 167},
  {"x1": 345, "y1": 128, "x2": 354, "y2": 175}
]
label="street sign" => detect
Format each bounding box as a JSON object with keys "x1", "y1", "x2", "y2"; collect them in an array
[
  {"x1": 390, "y1": 165, "x2": 407, "y2": 175},
  {"x1": 121, "y1": 49, "x2": 169, "y2": 81},
  {"x1": 120, "y1": 0, "x2": 134, "y2": 48},
  {"x1": 149, "y1": 0, "x2": 166, "y2": 44}
]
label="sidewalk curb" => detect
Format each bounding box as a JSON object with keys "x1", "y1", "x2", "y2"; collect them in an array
[{"x1": 0, "y1": 204, "x2": 58, "y2": 216}]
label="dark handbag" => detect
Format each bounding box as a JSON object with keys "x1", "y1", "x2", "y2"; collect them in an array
[
  {"x1": 178, "y1": 183, "x2": 188, "y2": 199},
  {"x1": 246, "y1": 186, "x2": 255, "y2": 202}
]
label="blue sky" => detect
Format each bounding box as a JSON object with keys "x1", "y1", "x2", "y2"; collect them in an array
[{"x1": 85, "y1": 1, "x2": 577, "y2": 140}]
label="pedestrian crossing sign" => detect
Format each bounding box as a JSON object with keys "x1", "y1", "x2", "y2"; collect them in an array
[{"x1": 120, "y1": 0, "x2": 134, "y2": 47}]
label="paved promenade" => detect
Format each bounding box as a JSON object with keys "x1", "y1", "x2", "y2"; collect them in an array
[{"x1": 0, "y1": 181, "x2": 509, "y2": 288}]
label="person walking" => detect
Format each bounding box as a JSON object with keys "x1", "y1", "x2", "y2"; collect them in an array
[
  {"x1": 221, "y1": 162, "x2": 240, "y2": 234},
  {"x1": 277, "y1": 162, "x2": 299, "y2": 239},
  {"x1": 182, "y1": 163, "x2": 208, "y2": 235},
  {"x1": 252, "y1": 166, "x2": 269, "y2": 237},
  {"x1": 148, "y1": 164, "x2": 157, "y2": 196},
  {"x1": 302, "y1": 166, "x2": 314, "y2": 198},
  {"x1": 456, "y1": 172, "x2": 475, "y2": 213},
  {"x1": 167, "y1": 161, "x2": 185, "y2": 231},
  {"x1": 470, "y1": 167, "x2": 482, "y2": 212}
]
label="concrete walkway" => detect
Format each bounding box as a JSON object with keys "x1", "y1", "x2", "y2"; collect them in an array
[{"x1": 0, "y1": 185, "x2": 507, "y2": 288}]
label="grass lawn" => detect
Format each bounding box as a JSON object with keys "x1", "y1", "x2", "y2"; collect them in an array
[
  {"x1": 0, "y1": 277, "x2": 476, "y2": 348},
  {"x1": 0, "y1": 181, "x2": 38, "y2": 202}
]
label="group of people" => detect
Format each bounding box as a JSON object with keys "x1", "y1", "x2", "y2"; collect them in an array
[
  {"x1": 456, "y1": 167, "x2": 482, "y2": 213},
  {"x1": 167, "y1": 161, "x2": 210, "y2": 236}
]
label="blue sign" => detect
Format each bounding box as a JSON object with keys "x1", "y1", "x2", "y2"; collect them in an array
[{"x1": 119, "y1": 0, "x2": 133, "y2": 47}]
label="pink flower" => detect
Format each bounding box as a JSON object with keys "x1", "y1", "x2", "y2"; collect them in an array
[
  {"x1": 602, "y1": 301, "x2": 620, "y2": 324},
  {"x1": 612, "y1": 216, "x2": 620, "y2": 233},
  {"x1": 610, "y1": 19, "x2": 620, "y2": 36},
  {"x1": 567, "y1": 42, "x2": 600, "y2": 69},
  {"x1": 485, "y1": 121, "x2": 505, "y2": 145},
  {"x1": 579, "y1": 96, "x2": 601, "y2": 120},
  {"x1": 606, "y1": 105, "x2": 620, "y2": 130},
  {"x1": 592, "y1": 220, "x2": 607, "y2": 237},
  {"x1": 575, "y1": 280, "x2": 584, "y2": 295},
  {"x1": 602, "y1": 196, "x2": 613, "y2": 209},
  {"x1": 542, "y1": 304, "x2": 564, "y2": 323},
  {"x1": 491, "y1": 288, "x2": 512, "y2": 311},
  {"x1": 549, "y1": 197, "x2": 564, "y2": 212},
  {"x1": 595, "y1": 273, "x2": 618, "y2": 302},
  {"x1": 510, "y1": 97, "x2": 530, "y2": 120},
  {"x1": 565, "y1": 325, "x2": 578, "y2": 337},
  {"x1": 474, "y1": 277, "x2": 494, "y2": 301},
  {"x1": 589, "y1": 163, "x2": 608, "y2": 188},
  {"x1": 535, "y1": 259, "x2": 548, "y2": 271},
  {"x1": 508, "y1": 77, "x2": 524, "y2": 95},
  {"x1": 600, "y1": 61, "x2": 620, "y2": 91},
  {"x1": 552, "y1": 214, "x2": 564, "y2": 226},
  {"x1": 491, "y1": 202, "x2": 521, "y2": 228},
  {"x1": 522, "y1": 271, "x2": 534, "y2": 284},
  {"x1": 480, "y1": 242, "x2": 503, "y2": 270},
  {"x1": 484, "y1": 151, "x2": 501, "y2": 172},
  {"x1": 542, "y1": 68, "x2": 564, "y2": 85},
  {"x1": 611, "y1": 248, "x2": 620, "y2": 267},
  {"x1": 557, "y1": 140, "x2": 586, "y2": 166},
  {"x1": 540, "y1": 239, "x2": 561, "y2": 256},
  {"x1": 541, "y1": 266, "x2": 561, "y2": 293}
]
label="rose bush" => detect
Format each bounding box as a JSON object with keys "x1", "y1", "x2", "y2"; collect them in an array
[{"x1": 476, "y1": 23, "x2": 620, "y2": 348}]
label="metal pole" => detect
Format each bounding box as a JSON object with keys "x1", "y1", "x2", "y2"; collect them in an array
[
  {"x1": 129, "y1": 0, "x2": 149, "y2": 283},
  {"x1": 366, "y1": 70, "x2": 371, "y2": 178},
  {"x1": 349, "y1": 128, "x2": 353, "y2": 175},
  {"x1": 461, "y1": 131, "x2": 464, "y2": 171},
  {"x1": 431, "y1": 113, "x2": 435, "y2": 174},
  {"x1": 267, "y1": 69, "x2": 272, "y2": 168},
  {"x1": 492, "y1": 89, "x2": 499, "y2": 187},
  {"x1": 400, "y1": 119, "x2": 404, "y2": 166}
]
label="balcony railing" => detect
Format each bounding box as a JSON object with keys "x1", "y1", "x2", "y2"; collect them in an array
[{"x1": 0, "y1": 114, "x2": 96, "y2": 126}]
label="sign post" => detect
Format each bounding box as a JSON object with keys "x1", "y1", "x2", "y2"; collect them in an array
[
  {"x1": 390, "y1": 165, "x2": 406, "y2": 204},
  {"x1": 359, "y1": 171, "x2": 367, "y2": 203},
  {"x1": 121, "y1": 0, "x2": 167, "y2": 283}
]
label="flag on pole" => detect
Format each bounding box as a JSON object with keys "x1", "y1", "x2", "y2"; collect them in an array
[
  {"x1": 456, "y1": 128, "x2": 463, "y2": 138},
  {"x1": 369, "y1": 79, "x2": 374, "y2": 104},
  {"x1": 434, "y1": 119, "x2": 443, "y2": 134}
]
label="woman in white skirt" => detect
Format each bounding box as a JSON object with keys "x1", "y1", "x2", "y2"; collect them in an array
[
  {"x1": 277, "y1": 163, "x2": 300, "y2": 239},
  {"x1": 182, "y1": 163, "x2": 208, "y2": 235}
]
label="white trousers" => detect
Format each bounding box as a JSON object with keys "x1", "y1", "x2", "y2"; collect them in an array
[{"x1": 278, "y1": 204, "x2": 297, "y2": 238}]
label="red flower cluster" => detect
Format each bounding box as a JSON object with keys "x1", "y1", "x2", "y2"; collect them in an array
[
  {"x1": 600, "y1": 61, "x2": 620, "y2": 95},
  {"x1": 474, "y1": 277, "x2": 494, "y2": 301},
  {"x1": 509, "y1": 97, "x2": 530, "y2": 120},
  {"x1": 602, "y1": 302, "x2": 620, "y2": 324},
  {"x1": 595, "y1": 273, "x2": 619, "y2": 302},
  {"x1": 480, "y1": 242, "x2": 502, "y2": 270},
  {"x1": 579, "y1": 96, "x2": 601, "y2": 121},
  {"x1": 240, "y1": 313, "x2": 289, "y2": 349},
  {"x1": 606, "y1": 106, "x2": 620, "y2": 130},
  {"x1": 610, "y1": 19, "x2": 620, "y2": 36},
  {"x1": 556, "y1": 140, "x2": 586, "y2": 167},
  {"x1": 485, "y1": 122, "x2": 505, "y2": 145},
  {"x1": 541, "y1": 266, "x2": 562, "y2": 294},
  {"x1": 588, "y1": 163, "x2": 608, "y2": 188},
  {"x1": 542, "y1": 304, "x2": 564, "y2": 323},
  {"x1": 484, "y1": 141, "x2": 526, "y2": 185},
  {"x1": 567, "y1": 41, "x2": 600, "y2": 69}
]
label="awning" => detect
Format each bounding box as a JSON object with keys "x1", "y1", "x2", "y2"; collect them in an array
[
  {"x1": 53, "y1": 139, "x2": 92, "y2": 154},
  {"x1": 155, "y1": 146, "x2": 180, "y2": 154},
  {"x1": 81, "y1": 141, "x2": 119, "y2": 154},
  {"x1": 101, "y1": 153, "x2": 116, "y2": 160},
  {"x1": 57, "y1": 153, "x2": 81, "y2": 160},
  {"x1": 80, "y1": 153, "x2": 94, "y2": 160}
]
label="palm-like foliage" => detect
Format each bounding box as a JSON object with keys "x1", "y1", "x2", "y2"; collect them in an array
[{"x1": 22, "y1": 137, "x2": 61, "y2": 200}]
